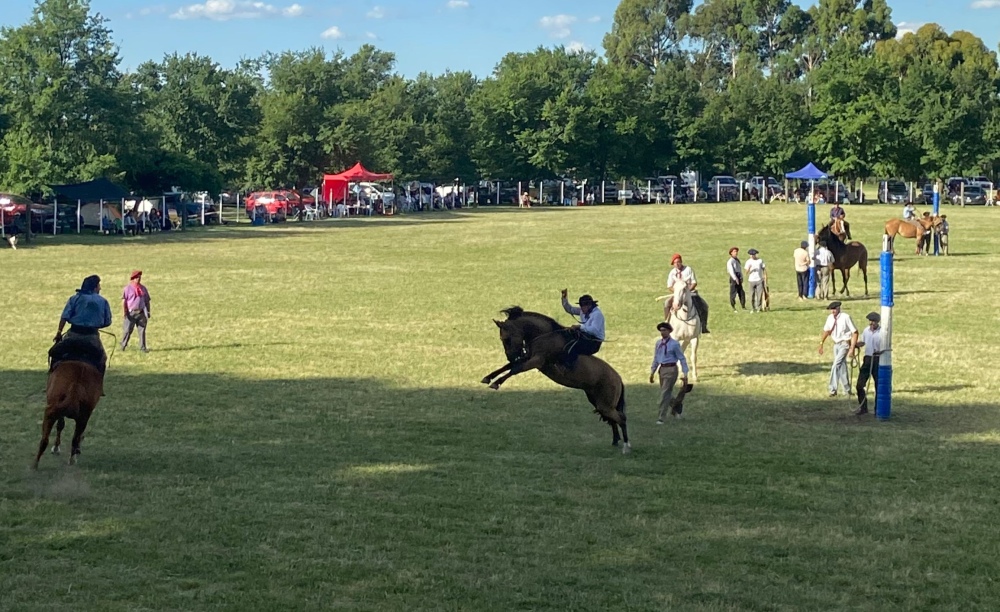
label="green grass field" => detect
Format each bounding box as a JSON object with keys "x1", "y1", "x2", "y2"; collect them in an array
[{"x1": 3, "y1": 202, "x2": 1000, "y2": 611}]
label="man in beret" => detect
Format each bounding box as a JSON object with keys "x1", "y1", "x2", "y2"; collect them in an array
[
  {"x1": 649, "y1": 321, "x2": 689, "y2": 424},
  {"x1": 726, "y1": 247, "x2": 746, "y2": 312},
  {"x1": 121, "y1": 270, "x2": 151, "y2": 352},
  {"x1": 818, "y1": 301, "x2": 857, "y2": 398},
  {"x1": 854, "y1": 312, "x2": 883, "y2": 415},
  {"x1": 665, "y1": 253, "x2": 710, "y2": 333}
]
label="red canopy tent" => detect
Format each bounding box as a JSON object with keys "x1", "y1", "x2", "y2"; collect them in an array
[{"x1": 322, "y1": 163, "x2": 394, "y2": 204}]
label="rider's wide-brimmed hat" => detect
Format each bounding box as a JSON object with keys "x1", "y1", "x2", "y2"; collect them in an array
[{"x1": 577, "y1": 294, "x2": 597, "y2": 306}]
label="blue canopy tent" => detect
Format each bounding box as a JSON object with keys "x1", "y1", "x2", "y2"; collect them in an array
[
  {"x1": 786, "y1": 163, "x2": 830, "y2": 203},
  {"x1": 785, "y1": 163, "x2": 828, "y2": 180}
]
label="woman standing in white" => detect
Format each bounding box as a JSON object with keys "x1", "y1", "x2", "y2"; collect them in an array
[{"x1": 743, "y1": 249, "x2": 767, "y2": 313}]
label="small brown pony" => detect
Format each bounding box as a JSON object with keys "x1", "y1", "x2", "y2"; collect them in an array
[
  {"x1": 884, "y1": 216, "x2": 937, "y2": 255},
  {"x1": 818, "y1": 224, "x2": 869, "y2": 297},
  {"x1": 34, "y1": 361, "x2": 103, "y2": 468},
  {"x1": 482, "y1": 307, "x2": 630, "y2": 453}
]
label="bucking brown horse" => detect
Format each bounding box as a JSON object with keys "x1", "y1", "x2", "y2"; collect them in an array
[
  {"x1": 818, "y1": 224, "x2": 869, "y2": 297},
  {"x1": 884, "y1": 216, "x2": 938, "y2": 255},
  {"x1": 34, "y1": 361, "x2": 103, "y2": 469},
  {"x1": 482, "y1": 307, "x2": 630, "y2": 453}
]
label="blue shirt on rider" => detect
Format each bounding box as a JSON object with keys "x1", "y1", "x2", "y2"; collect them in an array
[
  {"x1": 562, "y1": 297, "x2": 606, "y2": 340},
  {"x1": 61, "y1": 292, "x2": 112, "y2": 329}
]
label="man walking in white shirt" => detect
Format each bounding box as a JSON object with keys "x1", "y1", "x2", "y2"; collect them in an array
[
  {"x1": 744, "y1": 249, "x2": 767, "y2": 313},
  {"x1": 818, "y1": 301, "x2": 858, "y2": 397},
  {"x1": 854, "y1": 312, "x2": 883, "y2": 415}
]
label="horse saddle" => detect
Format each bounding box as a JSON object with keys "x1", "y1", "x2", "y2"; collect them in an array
[
  {"x1": 48, "y1": 336, "x2": 105, "y2": 374},
  {"x1": 669, "y1": 383, "x2": 695, "y2": 415}
]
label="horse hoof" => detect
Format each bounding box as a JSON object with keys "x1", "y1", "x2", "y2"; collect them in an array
[
  {"x1": 51, "y1": 446, "x2": 60, "y2": 455},
  {"x1": 480, "y1": 377, "x2": 491, "y2": 385},
  {"x1": 622, "y1": 443, "x2": 632, "y2": 455},
  {"x1": 488, "y1": 383, "x2": 500, "y2": 391}
]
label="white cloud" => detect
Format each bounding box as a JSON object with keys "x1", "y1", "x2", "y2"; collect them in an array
[
  {"x1": 321, "y1": 25, "x2": 344, "y2": 39},
  {"x1": 366, "y1": 31, "x2": 377, "y2": 39},
  {"x1": 566, "y1": 41, "x2": 589, "y2": 54},
  {"x1": 367, "y1": 5, "x2": 385, "y2": 18},
  {"x1": 895, "y1": 21, "x2": 926, "y2": 38},
  {"x1": 447, "y1": 0, "x2": 469, "y2": 8},
  {"x1": 171, "y1": 0, "x2": 306, "y2": 20},
  {"x1": 972, "y1": 0, "x2": 1000, "y2": 8},
  {"x1": 587, "y1": 16, "x2": 601, "y2": 23},
  {"x1": 540, "y1": 14, "x2": 577, "y2": 39}
]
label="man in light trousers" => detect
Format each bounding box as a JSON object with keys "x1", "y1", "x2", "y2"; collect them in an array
[
  {"x1": 649, "y1": 321, "x2": 689, "y2": 424},
  {"x1": 818, "y1": 301, "x2": 858, "y2": 397}
]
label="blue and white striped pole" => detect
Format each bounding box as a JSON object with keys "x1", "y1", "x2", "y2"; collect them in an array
[
  {"x1": 932, "y1": 182, "x2": 941, "y2": 256},
  {"x1": 876, "y1": 236, "x2": 894, "y2": 421},
  {"x1": 807, "y1": 202, "x2": 817, "y2": 298}
]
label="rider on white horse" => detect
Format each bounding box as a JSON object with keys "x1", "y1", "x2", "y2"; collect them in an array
[{"x1": 663, "y1": 253, "x2": 710, "y2": 334}]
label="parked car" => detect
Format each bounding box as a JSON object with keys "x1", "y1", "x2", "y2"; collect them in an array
[
  {"x1": 244, "y1": 191, "x2": 291, "y2": 222},
  {"x1": 968, "y1": 176, "x2": 994, "y2": 190},
  {"x1": 952, "y1": 184, "x2": 988, "y2": 206},
  {"x1": 878, "y1": 180, "x2": 909, "y2": 204},
  {"x1": 708, "y1": 175, "x2": 739, "y2": 201}
]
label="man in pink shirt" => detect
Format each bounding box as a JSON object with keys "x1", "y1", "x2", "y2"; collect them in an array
[{"x1": 121, "y1": 270, "x2": 151, "y2": 352}]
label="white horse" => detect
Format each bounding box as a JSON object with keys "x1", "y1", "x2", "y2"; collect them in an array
[{"x1": 657, "y1": 282, "x2": 702, "y2": 381}]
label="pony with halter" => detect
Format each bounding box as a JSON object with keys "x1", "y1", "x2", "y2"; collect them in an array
[
  {"x1": 482, "y1": 307, "x2": 631, "y2": 453},
  {"x1": 884, "y1": 215, "x2": 938, "y2": 255}
]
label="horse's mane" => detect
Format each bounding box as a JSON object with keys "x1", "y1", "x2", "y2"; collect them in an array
[
  {"x1": 500, "y1": 306, "x2": 565, "y2": 331},
  {"x1": 818, "y1": 223, "x2": 846, "y2": 247}
]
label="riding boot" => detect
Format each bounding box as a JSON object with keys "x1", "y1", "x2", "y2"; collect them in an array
[{"x1": 695, "y1": 297, "x2": 710, "y2": 334}]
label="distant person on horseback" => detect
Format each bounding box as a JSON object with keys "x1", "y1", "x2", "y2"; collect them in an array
[
  {"x1": 902, "y1": 202, "x2": 916, "y2": 221},
  {"x1": 50, "y1": 275, "x2": 112, "y2": 394},
  {"x1": 560, "y1": 290, "x2": 605, "y2": 366},
  {"x1": 829, "y1": 202, "x2": 851, "y2": 239},
  {"x1": 664, "y1": 254, "x2": 710, "y2": 333}
]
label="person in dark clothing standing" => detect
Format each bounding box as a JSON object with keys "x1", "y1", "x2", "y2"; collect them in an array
[
  {"x1": 854, "y1": 312, "x2": 883, "y2": 415},
  {"x1": 726, "y1": 247, "x2": 746, "y2": 312}
]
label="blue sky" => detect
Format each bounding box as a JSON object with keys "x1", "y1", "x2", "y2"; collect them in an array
[{"x1": 2, "y1": 0, "x2": 999, "y2": 77}]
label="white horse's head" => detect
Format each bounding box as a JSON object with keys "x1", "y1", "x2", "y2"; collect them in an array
[{"x1": 672, "y1": 280, "x2": 693, "y2": 313}]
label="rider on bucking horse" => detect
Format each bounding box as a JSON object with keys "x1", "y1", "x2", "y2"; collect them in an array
[
  {"x1": 560, "y1": 290, "x2": 605, "y2": 366},
  {"x1": 50, "y1": 275, "x2": 112, "y2": 395},
  {"x1": 829, "y1": 201, "x2": 851, "y2": 240}
]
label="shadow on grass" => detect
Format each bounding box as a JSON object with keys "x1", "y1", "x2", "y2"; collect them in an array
[
  {"x1": 9, "y1": 213, "x2": 476, "y2": 249},
  {"x1": 148, "y1": 342, "x2": 297, "y2": 353},
  {"x1": 895, "y1": 383, "x2": 975, "y2": 394},
  {"x1": 738, "y1": 361, "x2": 829, "y2": 376}
]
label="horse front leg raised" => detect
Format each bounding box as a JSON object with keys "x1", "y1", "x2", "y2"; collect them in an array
[
  {"x1": 488, "y1": 354, "x2": 547, "y2": 390},
  {"x1": 481, "y1": 361, "x2": 514, "y2": 385}
]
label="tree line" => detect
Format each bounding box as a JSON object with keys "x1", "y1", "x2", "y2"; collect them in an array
[{"x1": 1, "y1": 0, "x2": 998, "y2": 197}]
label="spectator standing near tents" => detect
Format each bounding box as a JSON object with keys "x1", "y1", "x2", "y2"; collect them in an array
[{"x1": 121, "y1": 270, "x2": 151, "y2": 353}]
